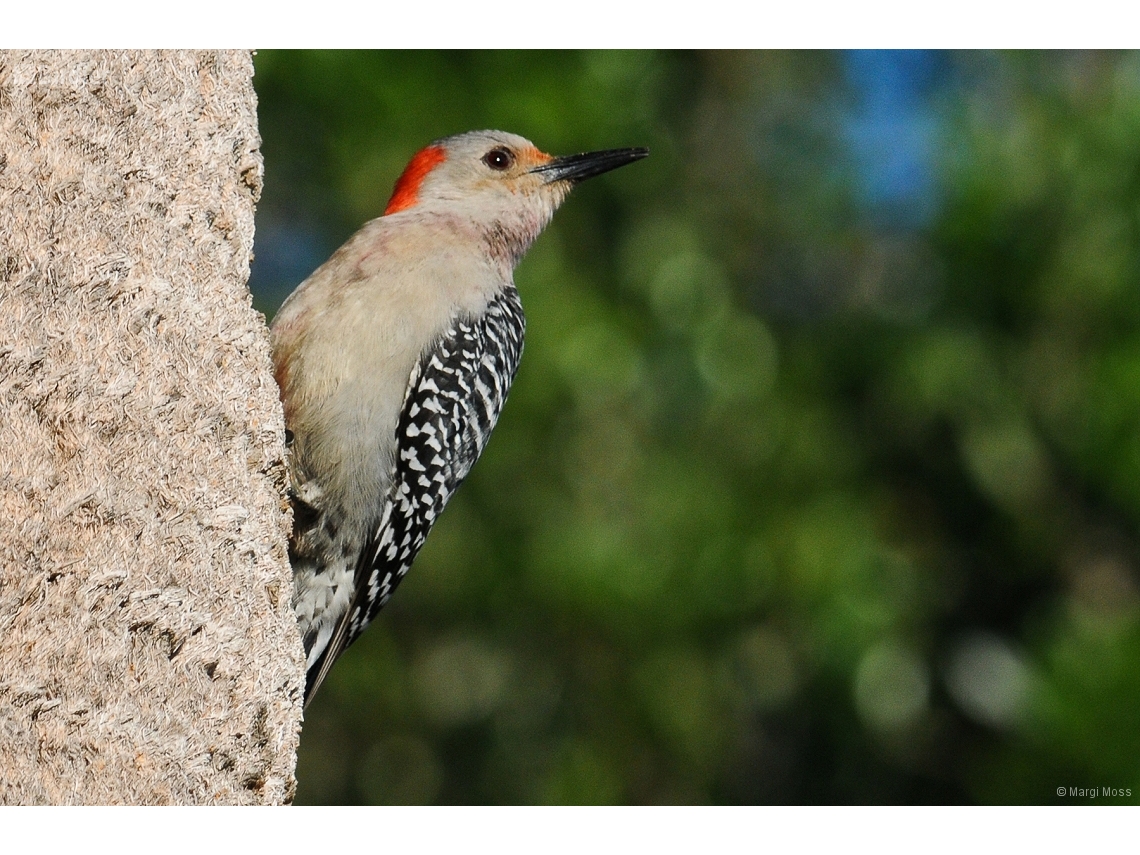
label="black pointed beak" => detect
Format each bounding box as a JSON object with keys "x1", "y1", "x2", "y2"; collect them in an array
[{"x1": 531, "y1": 147, "x2": 649, "y2": 184}]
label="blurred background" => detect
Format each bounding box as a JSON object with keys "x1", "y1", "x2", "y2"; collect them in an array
[{"x1": 251, "y1": 50, "x2": 1140, "y2": 805}]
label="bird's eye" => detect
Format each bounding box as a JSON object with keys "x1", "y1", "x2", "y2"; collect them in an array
[{"x1": 482, "y1": 148, "x2": 514, "y2": 171}]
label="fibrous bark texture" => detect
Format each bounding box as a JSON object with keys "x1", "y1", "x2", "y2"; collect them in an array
[{"x1": 0, "y1": 50, "x2": 304, "y2": 804}]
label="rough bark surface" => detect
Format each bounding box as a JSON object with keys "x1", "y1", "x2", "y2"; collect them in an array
[{"x1": 0, "y1": 50, "x2": 304, "y2": 804}]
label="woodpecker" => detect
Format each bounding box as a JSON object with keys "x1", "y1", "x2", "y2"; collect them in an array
[{"x1": 271, "y1": 130, "x2": 647, "y2": 705}]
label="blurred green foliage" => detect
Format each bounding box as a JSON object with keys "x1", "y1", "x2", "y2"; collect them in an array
[{"x1": 251, "y1": 50, "x2": 1140, "y2": 805}]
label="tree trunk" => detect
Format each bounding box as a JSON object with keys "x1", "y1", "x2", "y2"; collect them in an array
[{"x1": 0, "y1": 50, "x2": 303, "y2": 804}]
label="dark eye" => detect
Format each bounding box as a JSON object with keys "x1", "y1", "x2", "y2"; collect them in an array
[{"x1": 482, "y1": 148, "x2": 514, "y2": 171}]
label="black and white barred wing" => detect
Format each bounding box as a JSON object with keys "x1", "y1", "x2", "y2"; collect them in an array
[{"x1": 304, "y1": 287, "x2": 525, "y2": 703}]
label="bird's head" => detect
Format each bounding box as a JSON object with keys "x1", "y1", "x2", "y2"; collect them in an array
[{"x1": 383, "y1": 130, "x2": 648, "y2": 264}]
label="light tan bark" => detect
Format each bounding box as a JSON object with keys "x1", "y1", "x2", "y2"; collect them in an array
[{"x1": 0, "y1": 50, "x2": 303, "y2": 804}]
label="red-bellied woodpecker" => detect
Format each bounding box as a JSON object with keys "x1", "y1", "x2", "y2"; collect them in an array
[{"x1": 271, "y1": 130, "x2": 647, "y2": 705}]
